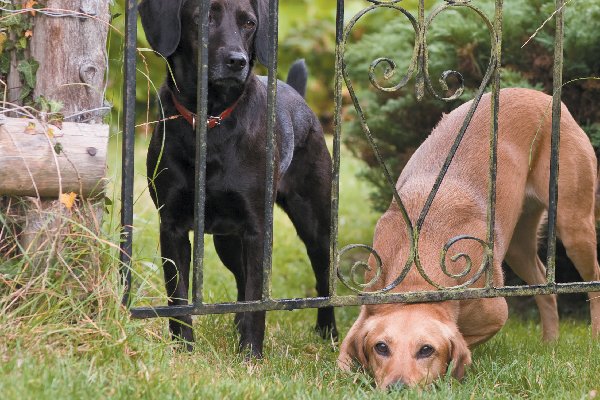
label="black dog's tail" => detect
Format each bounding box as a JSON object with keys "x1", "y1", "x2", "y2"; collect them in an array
[{"x1": 286, "y1": 59, "x2": 308, "y2": 98}]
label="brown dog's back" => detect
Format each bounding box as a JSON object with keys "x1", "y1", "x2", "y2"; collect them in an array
[{"x1": 371, "y1": 88, "x2": 597, "y2": 292}]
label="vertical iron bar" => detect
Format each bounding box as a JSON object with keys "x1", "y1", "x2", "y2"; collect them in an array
[
  {"x1": 546, "y1": 0, "x2": 565, "y2": 284},
  {"x1": 192, "y1": 0, "x2": 210, "y2": 305},
  {"x1": 415, "y1": 0, "x2": 426, "y2": 99},
  {"x1": 262, "y1": 0, "x2": 279, "y2": 300},
  {"x1": 486, "y1": 0, "x2": 503, "y2": 288},
  {"x1": 329, "y1": 0, "x2": 344, "y2": 298},
  {"x1": 120, "y1": 0, "x2": 137, "y2": 307}
]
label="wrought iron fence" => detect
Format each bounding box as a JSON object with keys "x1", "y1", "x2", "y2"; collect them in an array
[{"x1": 120, "y1": 0, "x2": 600, "y2": 319}]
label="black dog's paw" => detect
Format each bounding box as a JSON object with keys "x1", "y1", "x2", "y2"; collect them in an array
[
  {"x1": 315, "y1": 324, "x2": 339, "y2": 343},
  {"x1": 170, "y1": 332, "x2": 195, "y2": 352},
  {"x1": 169, "y1": 318, "x2": 195, "y2": 352},
  {"x1": 172, "y1": 339, "x2": 194, "y2": 353},
  {"x1": 239, "y1": 341, "x2": 264, "y2": 360}
]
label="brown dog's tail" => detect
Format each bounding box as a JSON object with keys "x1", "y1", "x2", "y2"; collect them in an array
[{"x1": 286, "y1": 59, "x2": 308, "y2": 98}]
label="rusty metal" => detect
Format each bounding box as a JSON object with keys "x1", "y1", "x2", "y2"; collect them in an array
[
  {"x1": 545, "y1": 0, "x2": 565, "y2": 285},
  {"x1": 261, "y1": 0, "x2": 279, "y2": 301},
  {"x1": 120, "y1": 0, "x2": 137, "y2": 307},
  {"x1": 191, "y1": 0, "x2": 211, "y2": 305}
]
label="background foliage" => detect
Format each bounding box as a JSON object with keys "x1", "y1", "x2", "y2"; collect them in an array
[
  {"x1": 342, "y1": 0, "x2": 600, "y2": 211},
  {"x1": 0, "y1": 2, "x2": 39, "y2": 103}
]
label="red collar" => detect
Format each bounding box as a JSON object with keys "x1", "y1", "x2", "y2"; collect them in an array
[{"x1": 170, "y1": 91, "x2": 239, "y2": 130}]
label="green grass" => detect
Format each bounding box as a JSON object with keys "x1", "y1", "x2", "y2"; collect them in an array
[{"x1": 1, "y1": 136, "x2": 599, "y2": 399}]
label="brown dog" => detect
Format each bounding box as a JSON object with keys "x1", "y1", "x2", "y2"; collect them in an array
[{"x1": 338, "y1": 88, "x2": 600, "y2": 389}]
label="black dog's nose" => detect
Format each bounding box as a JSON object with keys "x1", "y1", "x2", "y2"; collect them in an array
[{"x1": 226, "y1": 52, "x2": 247, "y2": 72}]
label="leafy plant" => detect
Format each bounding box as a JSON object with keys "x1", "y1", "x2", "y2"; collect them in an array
[{"x1": 0, "y1": 2, "x2": 40, "y2": 102}]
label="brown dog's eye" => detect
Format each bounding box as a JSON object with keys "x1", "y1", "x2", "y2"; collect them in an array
[
  {"x1": 416, "y1": 345, "x2": 435, "y2": 359},
  {"x1": 374, "y1": 342, "x2": 390, "y2": 357}
]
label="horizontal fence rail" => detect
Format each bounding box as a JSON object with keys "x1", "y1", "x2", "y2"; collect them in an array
[
  {"x1": 121, "y1": 0, "x2": 600, "y2": 319},
  {"x1": 130, "y1": 282, "x2": 600, "y2": 319}
]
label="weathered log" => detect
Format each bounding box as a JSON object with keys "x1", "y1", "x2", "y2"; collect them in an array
[{"x1": 0, "y1": 117, "x2": 108, "y2": 197}]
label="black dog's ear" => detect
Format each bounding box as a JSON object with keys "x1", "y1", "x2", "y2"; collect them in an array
[
  {"x1": 252, "y1": 0, "x2": 270, "y2": 66},
  {"x1": 139, "y1": 0, "x2": 184, "y2": 57}
]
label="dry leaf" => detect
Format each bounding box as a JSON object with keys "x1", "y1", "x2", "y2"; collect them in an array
[
  {"x1": 24, "y1": 122, "x2": 36, "y2": 135},
  {"x1": 25, "y1": 0, "x2": 37, "y2": 16},
  {"x1": 46, "y1": 126, "x2": 63, "y2": 138},
  {"x1": 60, "y1": 192, "x2": 77, "y2": 210},
  {"x1": 49, "y1": 118, "x2": 63, "y2": 130},
  {"x1": 0, "y1": 32, "x2": 7, "y2": 53}
]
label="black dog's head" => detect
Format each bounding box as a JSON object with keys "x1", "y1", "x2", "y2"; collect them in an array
[{"x1": 139, "y1": 0, "x2": 269, "y2": 90}]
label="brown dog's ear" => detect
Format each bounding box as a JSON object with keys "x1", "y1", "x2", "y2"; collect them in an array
[
  {"x1": 448, "y1": 333, "x2": 472, "y2": 380},
  {"x1": 139, "y1": 0, "x2": 184, "y2": 57},
  {"x1": 251, "y1": 0, "x2": 269, "y2": 66},
  {"x1": 337, "y1": 312, "x2": 368, "y2": 372}
]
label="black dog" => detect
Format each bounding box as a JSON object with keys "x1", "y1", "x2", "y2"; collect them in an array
[{"x1": 139, "y1": 0, "x2": 337, "y2": 356}]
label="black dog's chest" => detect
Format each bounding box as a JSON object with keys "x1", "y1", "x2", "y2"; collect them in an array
[{"x1": 198, "y1": 140, "x2": 264, "y2": 236}]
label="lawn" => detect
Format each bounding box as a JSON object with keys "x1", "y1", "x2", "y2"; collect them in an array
[{"x1": 1, "y1": 136, "x2": 599, "y2": 399}]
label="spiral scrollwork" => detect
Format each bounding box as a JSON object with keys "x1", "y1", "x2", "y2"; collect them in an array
[
  {"x1": 436, "y1": 69, "x2": 465, "y2": 101},
  {"x1": 440, "y1": 235, "x2": 490, "y2": 284},
  {"x1": 336, "y1": 244, "x2": 384, "y2": 293},
  {"x1": 337, "y1": 241, "x2": 419, "y2": 295},
  {"x1": 421, "y1": 2, "x2": 498, "y2": 101},
  {"x1": 409, "y1": 234, "x2": 491, "y2": 290},
  {"x1": 344, "y1": 2, "x2": 420, "y2": 94},
  {"x1": 369, "y1": 58, "x2": 399, "y2": 93}
]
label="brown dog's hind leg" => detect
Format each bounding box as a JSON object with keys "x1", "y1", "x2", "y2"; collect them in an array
[
  {"x1": 556, "y1": 214, "x2": 600, "y2": 337},
  {"x1": 504, "y1": 207, "x2": 559, "y2": 341}
]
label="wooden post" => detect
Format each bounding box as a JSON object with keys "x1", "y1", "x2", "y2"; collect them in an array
[
  {"x1": 30, "y1": 0, "x2": 110, "y2": 123},
  {"x1": 0, "y1": 1, "x2": 111, "y2": 262}
]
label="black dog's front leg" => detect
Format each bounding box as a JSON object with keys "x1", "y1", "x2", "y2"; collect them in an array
[
  {"x1": 160, "y1": 223, "x2": 194, "y2": 350},
  {"x1": 238, "y1": 232, "x2": 266, "y2": 358},
  {"x1": 213, "y1": 235, "x2": 247, "y2": 332}
]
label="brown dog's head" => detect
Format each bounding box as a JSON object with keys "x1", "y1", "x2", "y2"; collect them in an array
[
  {"x1": 139, "y1": 0, "x2": 269, "y2": 87},
  {"x1": 338, "y1": 305, "x2": 471, "y2": 389}
]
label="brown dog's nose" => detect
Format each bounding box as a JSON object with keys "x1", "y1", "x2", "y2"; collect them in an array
[
  {"x1": 386, "y1": 380, "x2": 406, "y2": 392},
  {"x1": 226, "y1": 52, "x2": 247, "y2": 72}
]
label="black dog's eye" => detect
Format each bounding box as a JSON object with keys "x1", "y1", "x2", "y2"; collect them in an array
[
  {"x1": 243, "y1": 19, "x2": 256, "y2": 29},
  {"x1": 416, "y1": 345, "x2": 435, "y2": 359},
  {"x1": 374, "y1": 342, "x2": 390, "y2": 357}
]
